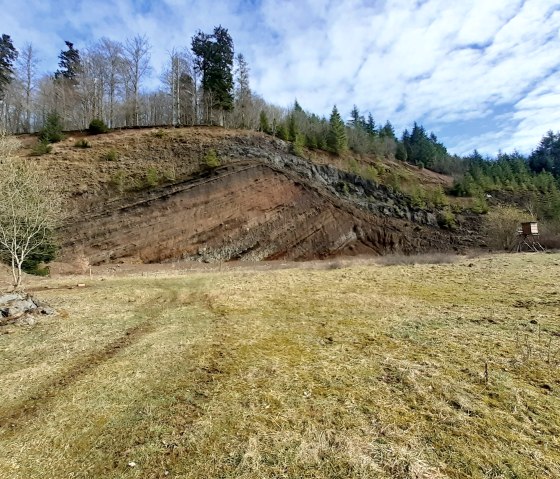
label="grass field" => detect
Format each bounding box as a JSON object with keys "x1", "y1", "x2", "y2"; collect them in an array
[{"x1": 1, "y1": 253, "x2": 559, "y2": 478}]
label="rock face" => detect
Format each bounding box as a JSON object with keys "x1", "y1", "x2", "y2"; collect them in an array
[
  {"x1": 59, "y1": 143, "x2": 482, "y2": 264},
  {"x1": 0, "y1": 294, "x2": 56, "y2": 326}
]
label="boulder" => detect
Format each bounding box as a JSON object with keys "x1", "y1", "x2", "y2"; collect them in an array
[{"x1": 0, "y1": 293, "x2": 56, "y2": 326}]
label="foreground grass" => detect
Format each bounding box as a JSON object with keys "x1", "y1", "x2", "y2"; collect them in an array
[{"x1": 0, "y1": 254, "x2": 559, "y2": 478}]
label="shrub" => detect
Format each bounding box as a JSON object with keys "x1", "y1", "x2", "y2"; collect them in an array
[
  {"x1": 74, "y1": 139, "x2": 91, "y2": 148},
  {"x1": 471, "y1": 195, "x2": 489, "y2": 214},
  {"x1": 291, "y1": 133, "x2": 305, "y2": 157},
  {"x1": 110, "y1": 170, "x2": 127, "y2": 193},
  {"x1": 103, "y1": 149, "x2": 119, "y2": 161},
  {"x1": 38, "y1": 112, "x2": 64, "y2": 143},
  {"x1": 437, "y1": 208, "x2": 456, "y2": 230},
  {"x1": 151, "y1": 129, "x2": 167, "y2": 138},
  {"x1": 30, "y1": 140, "x2": 52, "y2": 156},
  {"x1": 410, "y1": 187, "x2": 427, "y2": 208},
  {"x1": 539, "y1": 220, "x2": 560, "y2": 249},
  {"x1": 88, "y1": 118, "x2": 109, "y2": 134},
  {"x1": 429, "y1": 185, "x2": 449, "y2": 207},
  {"x1": 21, "y1": 232, "x2": 57, "y2": 276},
  {"x1": 203, "y1": 149, "x2": 220, "y2": 169},
  {"x1": 484, "y1": 206, "x2": 532, "y2": 250},
  {"x1": 347, "y1": 158, "x2": 360, "y2": 175},
  {"x1": 162, "y1": 167, "x2": 176, "y2": 182},
  {"x1": 144, "y1": 167, "x2": 159, "y2": 188}
]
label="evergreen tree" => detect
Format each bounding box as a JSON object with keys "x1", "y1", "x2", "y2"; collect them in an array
[
  {"x1": 529, "y1": 130, "x2": 560, "y2": 177},
  {"x1": 365, "y1": 113, "x2": 377, "y2": 136},
  {"x1": 259, "y1": 110, "x2": 270, "y2": 133},
  {"x1": 55, "y1": 41, "x2": 81, "y2": 83},
  {"x1": 395, "y1": 141, "x2": 407, "y2": 162},
  {"x1": 349, "y1": 105, "x2": 361, "y2": 129},
  {"x1": 276, "y1": 122, "x2": 289, "y2": 141},
  {"x1": 0, "y1": 34, "x2": 18, "y2": 99},
  {"x1": 379, "y1": 120, "x2": 396, "y2": 139},
  {"x1": 327, "y1": 105, "x2": 347, "y2": 155},
  {"x1": 192, "y1": 25, "x2": 235, "y2": 123},
  {"x1": 287, "y1": 113, "x2": 298, "y2": 141}
]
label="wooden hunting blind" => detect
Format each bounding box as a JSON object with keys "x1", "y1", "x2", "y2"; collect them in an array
[
  {"x1": 521, "y1": 222, "x2": 538, "y2": 236},
  {"x1": 512, "y1": 221, "x2": 545, "y2": 253}
]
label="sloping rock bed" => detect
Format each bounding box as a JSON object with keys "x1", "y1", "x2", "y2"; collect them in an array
[{"x1": 0, "y1": 294, "x2": 56, "y2": 326}]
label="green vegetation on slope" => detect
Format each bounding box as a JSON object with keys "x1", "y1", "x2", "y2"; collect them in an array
[{"x1": 1, "y1": 254, "x2": 559, "y2": 478}]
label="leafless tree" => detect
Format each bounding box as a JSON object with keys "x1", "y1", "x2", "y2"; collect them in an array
[
  {"x1": 123, "y1": 35, "x2": 151, "y2": 126},
  {"x1": 16, "y1": 43, "x2": 39, "y2": 132},
  {"x1": 0, "y1": 130, "x2": 61, "y2": 290},
  {"x1": 93, "y1": 38, "x2": 125, "y2": 128},
  {"x1": 162, "y1": 48, "x2": 196, "y2": 126},
  {"x1": 232, "y1": 53, "x2": 253, "y2": 128}
]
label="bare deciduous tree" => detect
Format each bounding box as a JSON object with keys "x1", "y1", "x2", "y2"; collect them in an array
[
  {"x1": 123, "y1": 35, "x2": 151, "y2": 127},
  {"x1": 94, "y1": 38, "x2": 125, "y2": 128},
  {"x1": 0, "y1": 131, "x2": 61, "y2": 289},
  {"x1": 162, "y1": 48, "x2": 196, "y2": 126},
  {"x1": 16, "y1": 43, "x2": 39, "y2": 133}
]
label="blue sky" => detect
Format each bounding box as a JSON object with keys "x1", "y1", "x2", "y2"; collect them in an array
[{"x1": 2, "y1": 0, "x2": 560, "y2": 156}]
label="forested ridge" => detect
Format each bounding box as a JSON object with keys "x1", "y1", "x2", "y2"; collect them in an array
[{"x1": 1, "y1": 28, "x2": 560, "y2": 222}]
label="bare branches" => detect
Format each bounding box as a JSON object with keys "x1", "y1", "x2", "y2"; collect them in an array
[{"x1": 0, "y1": 132, "x2": 61, "y2": 289}]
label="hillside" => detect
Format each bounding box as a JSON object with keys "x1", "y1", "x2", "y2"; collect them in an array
[{"x1": 17, "y1": 127, "x2": 484, "y2": 265}]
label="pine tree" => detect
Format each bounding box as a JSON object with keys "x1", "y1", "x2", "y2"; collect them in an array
[
  {"x1": 365, "y1": 113, "x2": 377, "y2": 136},
  {"x1": 55, "y1": 41, "x2": 81, "y2": 83},
  {"x1": 349, "y1": 105, "x2": 360, "y2": 128},
  {"x1": 287, "y1": 113, "x2": 298, "y2": 141},
  {"x1": 0, "y1": 34, "x2": 18, "y2": 99},
  {"x1": 379, "y1": 120, "x2": 396, "y2": 139},
  {"x1": 395, "y1": 141, "x2": 407, "y2": 162},
  {"x1": 327, "y1": 105, "x2": 347, "y2": 155},
  {"x1": 192, "y1": 25, "x2": 234, "y2": 124},
  {"x1": 259, "y1": 110, "x2": 270, "y2": 134}
]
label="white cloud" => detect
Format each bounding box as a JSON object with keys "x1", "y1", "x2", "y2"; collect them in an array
[{"x1": 1, "y1": 0, "x2": 560, "y2": 155}]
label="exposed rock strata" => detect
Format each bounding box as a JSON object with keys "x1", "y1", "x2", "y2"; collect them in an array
[{"x1": 59, "y1": 145, "x2": 482, "y2": 263}]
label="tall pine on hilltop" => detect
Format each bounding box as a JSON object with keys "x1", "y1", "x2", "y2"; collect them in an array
[
  {"x1": 192, "y1": 25, "x2": 234, "y2": 125},
  {"x1": 55, "y1": 41, "x2": 81, "y2": 83}
]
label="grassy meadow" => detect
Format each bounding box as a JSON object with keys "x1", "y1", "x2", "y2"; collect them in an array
[{"x1": 0, "y1": 253, "x2": 559, "y2": 478}]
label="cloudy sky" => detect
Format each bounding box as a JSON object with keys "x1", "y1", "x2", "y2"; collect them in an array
[{"x1": 2, "y1": 0, "x2": 560, "y2": 156}]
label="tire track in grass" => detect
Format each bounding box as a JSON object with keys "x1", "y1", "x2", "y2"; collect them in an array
[{"x1": 0, "y1": 321, "x2": 154, "y2": 432}]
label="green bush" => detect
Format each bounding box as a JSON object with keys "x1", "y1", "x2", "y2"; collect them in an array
[
  {"x1": 437, "y1": 208, "x2": 456, "y2": 230},
  {"x1": 471, "y1": 195, "x2": 489, "y2": 214},
  {"x1": 21, "y1": 233, "x2": 57, "y2": 276},
  {"x1": 429, "y1": 186, "x2": 449, "y2": 207},
  {"x1": 291, "y1": 133, "x2": 305, "y2": 157},
  {"x1": 39, "y1": 112, "x2": 64, "y2": 143},
  {"x1": 410, "y1": 187, "x2": 427, "y2": 208},
  {"x1": 348, "y1": 158, "x2": 360, "y2": 175},
  {"x1": 103, "y1": 149, "x2": 119, "y2": 161},
  {"x1": 144, "y1": 167, "x2": 159, "y2": 188},
  {"x1": 363, "y1": 165, "x2": 379, "y2": 182},
  {"x1": 110, "y1": 170, "x2": 127, "y2": 193},
  {"x1": 30, "y1": 140, "x2": 52, "y2": 156},
  {"x1": 88, "y1": 118, "x2": 109, "y2": 134},
  {"x1": 74, "y1": 139, "x2": 91, "y2": 148},
  {"x1": 484, "y1": 206, "x2": 531, "y2": 250},
  {"x1": 203, "y1": 149, "x2": 220, "y2": 169},
  {"x1": 151, "y1": 129, "x2": 167, "y2": 138}
]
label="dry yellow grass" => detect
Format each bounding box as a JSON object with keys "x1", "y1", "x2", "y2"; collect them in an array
[{"x1": 1, "y1": 253, "x2": 559, "y2": 478}]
